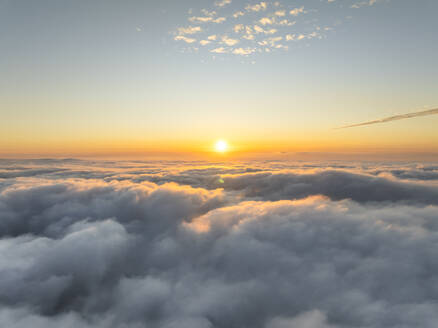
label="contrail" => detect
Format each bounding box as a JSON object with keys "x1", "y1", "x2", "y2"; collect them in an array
[{"x1": 336, "y1": 108, "x2": 438, "y2": 129}]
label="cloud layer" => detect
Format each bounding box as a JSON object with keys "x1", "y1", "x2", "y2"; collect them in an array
[{"x1": 1, "y1": 159, "x2": 438, "y2": 327}]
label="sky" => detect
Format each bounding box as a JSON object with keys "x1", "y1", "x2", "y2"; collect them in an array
[{"x1": 1, "y1": 0, "x2": 438, "y2": 158}]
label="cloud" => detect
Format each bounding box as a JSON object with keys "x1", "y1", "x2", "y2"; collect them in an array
[
  {"x1": 233, "y1": 11, "x2": 245, "y2": 18},
  {"x1": 233, "y1": 24, "x2": 244, "y2": 33},
  {"x1": 177, "y1": 26, "x2": 202, "y2": 35},
  {"x1": 173, "y1": 0, "x2": 385, "y2": 58},
  {"x1": 336, "y1": 108, "x2": 438, "y2": 129},
  {"x1": 2, "y1": 160, "x2": 438, "y2": 327},
  {"x1": 351, "y1": 0, "x2": 378, "y2": 8},
  {"x1": 211, "y1": 47, "x2": 228, "y2": 53},
  {"x1": 174, "y1": 35, "x2": 197, "y2": 43},
  {"x1": 259, "y1": 17, "x2": 273, "y2": 25},
  {"x1": 213, "y1": 17, "x2": 226, "y2": 23},
  {"x1": 232, "y1": 47, "x2": 256, "y2": 55},
  {"x1": 266, "y1": 310, "x2": 335, "y2": 328},
  {"x1": 189, "y1": 16, "x2": 214, "y2": 23},
  {"x1": 246, "y1": 2, "x2": 268, "y2": 12},
  {"x1": 221, "y1": 35, "x2": 239, "y2": 46},
  {"x1": 289, "y1": 6, "x2": 305, "y2": 16},
  {"x1": 215, "y1": 0, "x2": 232, "y2": 8}
]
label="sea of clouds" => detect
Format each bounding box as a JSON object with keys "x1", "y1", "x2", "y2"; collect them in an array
[{"x1": 0, "y1": 158, "x2": 437, "y2": 328}]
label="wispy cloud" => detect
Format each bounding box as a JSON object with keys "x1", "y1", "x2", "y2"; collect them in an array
[
  {"x1": 221, "y1": 35, "x2": 240, "y2": 46},
  {"x1": 289, "y1": 6, "x2": 306, "y2": 16},
  {"x1": 215, "y1": 0, "x2": 232, "y2": 8},
  {"x1": 174, "y1": 35, "x2": 197, "y2": 43},
  {"x1": 336, "y1": 108, "x2": 438, "y2": 129},
  {"x1": 211, "y1": 47, "x2": 228, "y2": 53},
  {"x1": 351, "y1": 0, "x2": 378, "y2": 8},
  {"x1": 246, "y1": 2, "x2": 268, "y2": 12},
  {"x1": 177, "y1": 26, "x2": 202, "y2": 35}
]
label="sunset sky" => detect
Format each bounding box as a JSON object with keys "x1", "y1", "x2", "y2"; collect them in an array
[{"x1": 1, "y1": 0, "x2": 437, "y2": 157}]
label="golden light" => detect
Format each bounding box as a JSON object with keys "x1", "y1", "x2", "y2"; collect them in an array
[{"x1": 215, "y1": 140, "x2": 228, "y2": 153}]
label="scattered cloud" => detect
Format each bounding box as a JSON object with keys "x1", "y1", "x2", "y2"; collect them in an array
[
  {"x1": 174, "y1": 0, "x2": 385, "y2": 57},
  {"x1": 336, "y1": 108, "x2": 438, "y2": 129}
]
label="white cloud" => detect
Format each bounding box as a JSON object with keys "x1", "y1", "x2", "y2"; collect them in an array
[
  {"x1": 352, "y1": 0, "x2": 378, "y2": 8},
  {"x1": 259, "y1": 17, "x2": 273, "y2": 25},
  {"x1": 215, "y1": 0, "x2": 232, "y2": 7},
  {"x1": 246, "y1": 2, "x2": 268, "y2": 12},
  {"x1": 233, "y1": 11, "x2": 245, "y2": 18},
  {"x1": 201, "y1": 9, "x2": 217, "y2": 16},
  {"x1": 213, "y1": 17, "x2": 227, "y2": 23},
  {"x1": 290, "y1": 6, "x2": 305, "y2": 16},
  {"x1": 211, "y1": 47, "x2": 228, "y2": 53},
  {"x1": 174, "y1": 35, "x2": 197, "y2": 43},
  {"x1": 254, "y1": 25, "x2": 277, "y2": 35},
  {"x1": 173, "y1": 0, "x2": 379, "y2": 57},
  {"x1": 233, "y1": 47, "x2": 256, "y2": 55},
  {"x1": 207, "y1": 35, "x2": 217, "y2": 40},
  {"x1": 177, "y1": 26, "x2": 202, "y2": 35},
  {"x1": 221, "y1": 35, "x2": 239, "y2": 46},
  {"x1": 234, "y1": 24, "x2": 244, "y2": 33},
  {"x1": 189, "y1": 16, "x2": 213, "y2": 23}
]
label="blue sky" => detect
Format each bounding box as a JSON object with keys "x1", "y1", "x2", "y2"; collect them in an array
[{"x1": 1, "y1": 0, "x2": 437, "y2": 155}]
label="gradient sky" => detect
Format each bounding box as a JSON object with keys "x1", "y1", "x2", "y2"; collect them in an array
[{"x1": 1, "y1": 0, "x2": 437, "y2": 157}]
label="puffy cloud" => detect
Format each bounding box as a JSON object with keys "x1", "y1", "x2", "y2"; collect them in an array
[
  {"x1": 174, "y1": 35, "x2": 197, "y2": 43},
  {"x1": 259, "y1": 17, "x2": 273, "y2": 25},
  {"x1": 221, "y1": 35, "x2": 239, "y2": 46},
  {"x1": 233, "y1": 24, "x2": 244, "y2": 33},
  {"x1": 290, "y1": 6, "x2": 306, "y2": 16},
  {"x1": 233, "y1": 11, "x2": 245, "y2": 18},
  {"x1": 210, "y1": 47, "x2": 228, "y2": 53},
  {"x1": 232, "y1": 47, "x2": 256, "y2": 55},
  {"x1": 177, "y1": 26, "x2": 202, "y2": 35},
  {"x1": 1, "y1": 160, "x2": 438, "y2": 327},
  {"x1": 246, "y1": 2, "x2": 268, "y2": 12}
]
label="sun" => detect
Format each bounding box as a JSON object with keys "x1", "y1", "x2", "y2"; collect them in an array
[{"x1": 215, "y1": 140, "x2": 228, "y2": 153}]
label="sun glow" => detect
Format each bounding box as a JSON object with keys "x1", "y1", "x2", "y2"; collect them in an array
[{"x1": 215, "y1": 140, "x2": 228, "y2": 153}]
